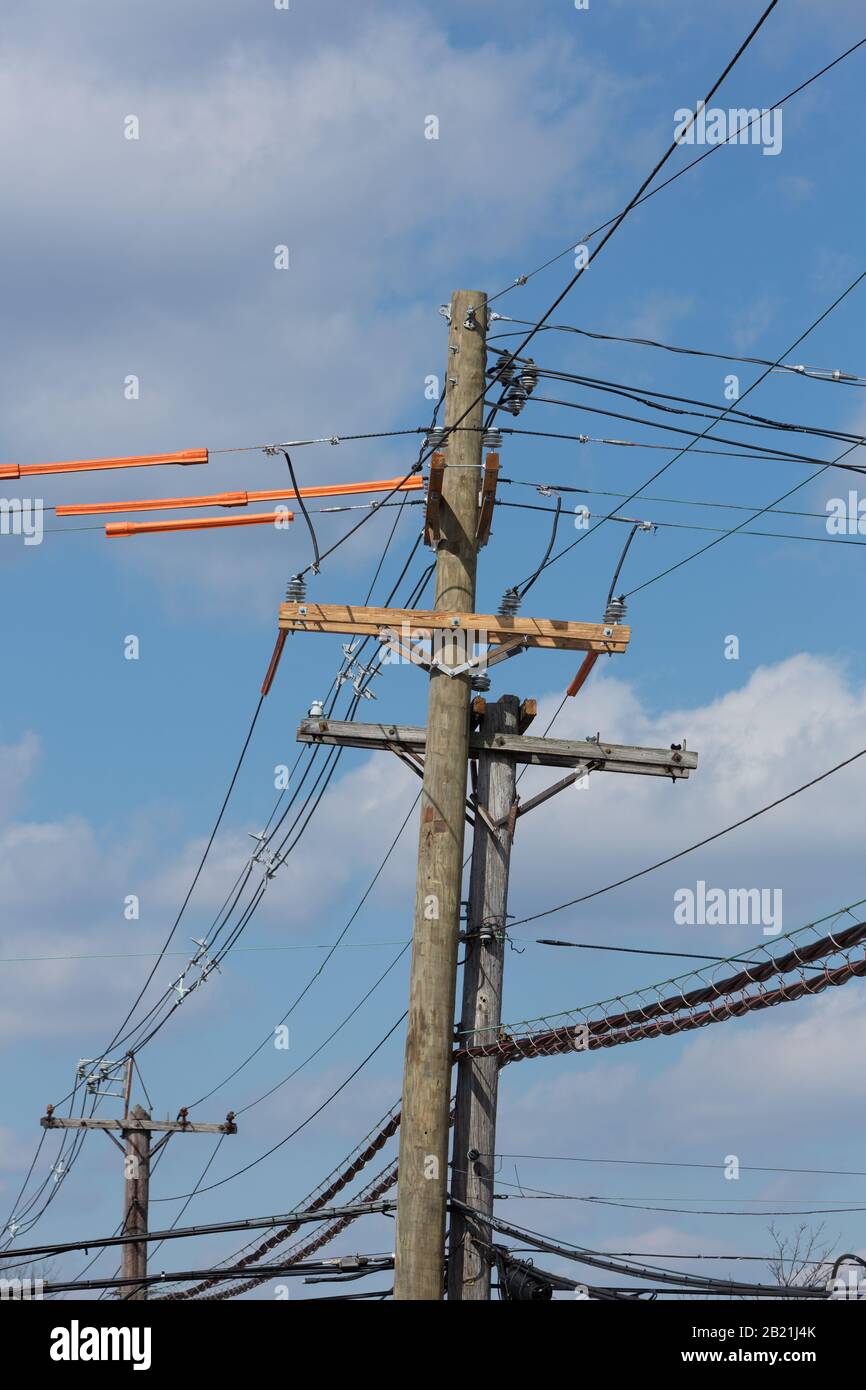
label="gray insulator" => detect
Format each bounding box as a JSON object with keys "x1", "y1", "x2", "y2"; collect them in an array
[
  {"x1": 494, "y1": 352, "x2": 517, "y2": 385},
  {"x1": 482, "y1": 428, "x2": 503, "y2": 451},
  {"x1": 498, "y1": 587, "x2": 521, "y2": 618},
  {"x1": 519, "y1": 360, "x2": 539, "y2": 395},
  {"x1": 286, "y1": 573, "x2": 307, "y2": 603},
  {"x1": 470, "y1": 672, "x2": 491, "y2": 692},
  {"x1": 503, "y1": 385, "x2": 527, "y2": 416},
  {"x1": 426, "y1": 428, "x2": 448, "y2": 450},
  {"x1": 604, "y1": 595, "x2": 627, "y2": 625}
]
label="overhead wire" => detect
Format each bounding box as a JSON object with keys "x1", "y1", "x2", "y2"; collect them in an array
[
  {"x1": 506, "y1": 269, "x2": 866, "y2": 593},
  {"x1": 488, "y1": 316, "x2": 866, "y2": 385},
  {"x1": 625, "y1": 434, "x2": 865, "y2": 595},
  {"x1": 485, "y1": 33, "x2": 866, "y2": 304},
  {"x1": 482, "y1": 0, "x2": 783, "y2": 430},
  {"x1": 509, "y1": 743, "x2": 866, "y2": 930}
]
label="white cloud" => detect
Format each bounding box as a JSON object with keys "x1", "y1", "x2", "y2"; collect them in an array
[
  {"x1": 0, "y1": 733, "x2": 40, "y2": 824},
  {"x1": 4, "y1": 652, "x2": 863, "y2": 1062},
  {"x1": 505, "y1": 651, "x2": 866, "y2": 927},
  {"x1": 0, "y1": 12, "x2": 632, "y2": 610}
]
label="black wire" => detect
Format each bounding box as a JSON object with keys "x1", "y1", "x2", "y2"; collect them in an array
[
  {"x1": 512, "y1": 365, "x2": 866, "y2": 447},
  {"x1": 172, "y1": 551, "x2": 435, "y2": 1106},
  {"x1": 488, "y1": 319, "x2": 866, "y2": 385},
  {"x1": 281, "y1": 449, "x2": 321, "y2": 573},
  {"x1": 503, "y1": 269, "x2": 866, "y2": 594},
  {"x1": 492, "y1": 1154, "x2": 866, "y2": 1181},
  {"x1": 459, "y1": 1204, "x2": 831, "y2": 1298},
  {"x1": 605, "y1": 522, "x2": 642, "y2": 608},
  {"x1": 84, "y1": 694, "x2": 266, "y2": 1074},
  {"x1": 152, "y1": 1014, "x2": 408, "y2": 1201},
  {"x1": 482, "y1": 0, "x2": 782, "y2": 428},
  {"x1": 491, "y1": 424, "x2": 866, "y2": 474},
  {"x1": 87, "y1": 537, "x2": 434, "y2": 1065},
  {"x1": 498, "y1": 496, "x2": 866, "y2": 551},
  {"x1": 516, "y1": 494, "x2": 562, "y2": 600},
  {"x1": 625, "y1": 436, "x2": 863, "y2": 597},
  {"x1": 19, "y1": 429, "x2": 435, "y2": 1242},
  {"x1": 536, "y1": 940, "x2": 768, "y2": 966},
  {"x1": 485, "y1": 34, "x2": 866, "y2": 304},
  {"x1": 510, "y1": 743, "x2": 866, "y2": 929},
  {"x1": 508, "y1": 390, "x2": 856, "y2": 471}
]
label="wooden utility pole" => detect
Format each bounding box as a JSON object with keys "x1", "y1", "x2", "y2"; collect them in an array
[
  {"x1": 41, "y1": 1059, "x2": 237, "y2": 1301},
  {"x1": 448, "y1": 694, "x2": 519, "y2": 1300},
  {"x1": 122, "y1": 1104, "x2": 151, "y2": 1300},
  {"x1": 394, "y1": 288, "x2": 487, "y2": 1301},
  {"x1": 281, "y1": 331, "x2": 697, "y2": 1298}
]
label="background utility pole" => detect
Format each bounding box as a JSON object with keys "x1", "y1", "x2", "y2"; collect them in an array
[
  {"x1": 41, "y1": 1056, "x2": 237, "y2": 1302},
  {"x1": 394, "y1": 288, "x2": 487, "y2": 1301},
  {"x1": 448, "y1": 694, "x2": 519, "y2": 1300},
  {"x1": 122, "y1": 1103, "x2": 151, "y2": 1301}
]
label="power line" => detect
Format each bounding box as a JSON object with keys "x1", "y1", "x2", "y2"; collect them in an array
[
  {"x1": 503, "y1": 477, "x2": 852, "y2": 524},
  {"x1": 504, "y1": 363, "x2": 866, "y2": 447},
  {"x1": 625, "y1": 435, "x2": 864, "y2": 596},
  {"x1": 399, "y1": 2, "x2": 782, "y2": 492},
  {"x1": 510, "y1": 744, "x2": 866, "y2": 929},
  {"x1": 473, "y1": 423, "x2": 866, "y2": 474},
  {"x1": 506, "y1": 269, "x2": 866, "y2": 594},
  {"x1": 475, "y1": 916, "x2": 866, "y2": 1061},
  {"x1": 498, "y1": 497, "x2": 866, "y2": 551},
  {"x1": 488, "y1": 317, "x2": 866, "y2": 386},
  {"x1": 456, "y1": 1203, "x2": 832, "y2": 1297},
  {"x1": 100, "y1": 695, "x2": 266, "y2": 1061},
  {"x1": 493, "y1": 1153, "x2": 866, "y2": 1180},
  {"x1": 152, "y1": 1014, "x2": 407, "y2": 1202},
  {"x1": 490, "y1": 1175, "x2": 866, "y2": 1216},
  {"x1": 506, "y1": 390, "x2": 855, "y2": 469},
  {"x1": 7, "y1": 495, "x2": 427, "y2": 1244},
  {"x1": 6, "y1": 1199, "x2": 399, "y2": 1262},
  {"x1": 536, "y1": 939, "x2": 770, "y2": 965},
  {"x1": 486, "y1": 34, "x2": 866, "y2": 303},
  {"x1": 39, "y1": 1254, "x2": 395, "y2": 1297},
  {"x1": 0, "y1": 941, "x2": 409, "y2": 964},
  {"x1": 483, "y1": 0, "x2": 782, "y2": 429}
]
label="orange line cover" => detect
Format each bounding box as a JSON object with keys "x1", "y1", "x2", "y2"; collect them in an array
[
  {"x1": 57, "y1": 473, "x2": 423, "y2": 518},
  {"x1": 0, "y1": 449, "x2": 208, "y2": 480},
  {"x1": 106, "y1": 511, "x2": 296, "y2": 537}
]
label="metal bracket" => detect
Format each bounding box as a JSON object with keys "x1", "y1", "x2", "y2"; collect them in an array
[
  {"x1": 476, "y1": 452, "x2": 500, "y2": 548},
  {"x1": 424, "y1": 452, "x2": 446, "y2": 547}
]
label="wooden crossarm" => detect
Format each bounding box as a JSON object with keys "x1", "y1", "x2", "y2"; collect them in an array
[
  {"x1": 278, "y1": 602, "x2": 630, "y2": 654},
  {"x1": 296, "y1": 719, "x2": 697, "y2": 777}
]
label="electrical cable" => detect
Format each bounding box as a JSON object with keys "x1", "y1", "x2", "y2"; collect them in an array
[
  {"x1": 151, "y1": 1014, "x2": 407, "y2": 1201},
  {"x1": 482, "y1": 0, "x2": 782, "y2": 428},
  {"x1": 509, "y1": 743, "x2": 866, "y2": 929},
  {"x1": 506, "y1": 270, "x2": 866, "y2": 594},
  {"x1": 625, "y1": 435, "x2": 864, "y2": 596},
  {"x1": 485, "y1": 34, "x2": 866, "y2": 304},
  {"x1": 280, "y1": 449, "x2": 321, "y2": 572},
  {"x1": 488, "y1": 317, "x2": 866, "y2": 385}
]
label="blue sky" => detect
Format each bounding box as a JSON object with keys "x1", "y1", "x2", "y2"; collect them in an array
[{"x1": 2, "y1": 0, "x2": 866, "y2": 1299}]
